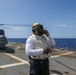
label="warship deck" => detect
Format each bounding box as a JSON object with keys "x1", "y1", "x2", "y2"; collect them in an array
[{"x1": 0, "y1": 42, "x2": 76, "y2": 75}]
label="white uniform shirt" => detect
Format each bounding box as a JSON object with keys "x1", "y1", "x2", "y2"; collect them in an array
[{"x1": 25, "y1": 35, "x2": 55, "y2": 56}]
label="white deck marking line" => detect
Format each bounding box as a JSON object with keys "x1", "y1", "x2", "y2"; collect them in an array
[
  {"x1": 0, "y1": 52, "x2": 73, "y2": 69},
  {"x1": 0, "y1": 53, "x2": 29, "y2": 69},
  {"x1": 4, "y1": 53, "x2": 26, "y2": 62},
  {"x1": 51, "y1": 52, "x2": 73, "y2": 58},
  {"x1": 0, "y1": 62, "x2": 29, "y2": 69}
]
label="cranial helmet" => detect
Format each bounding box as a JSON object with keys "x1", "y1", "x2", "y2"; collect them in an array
[{"x1": 32, "y1": 23, "x2": 44, "y2": 35}]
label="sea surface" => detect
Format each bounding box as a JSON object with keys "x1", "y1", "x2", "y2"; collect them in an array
[{"x1": 7, "y1": 38, "x2": 76, "y2": 51}]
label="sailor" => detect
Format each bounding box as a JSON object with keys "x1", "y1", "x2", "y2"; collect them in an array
[{"x1": 25, "y1": 23, "x2": 55, "y2": 75}]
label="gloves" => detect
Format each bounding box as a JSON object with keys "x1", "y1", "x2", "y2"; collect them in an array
[
  {"x1": 43, "y1": 29, "x2": 49, "y2": 36},
  {"x1": 43, "y1": 48, "x2": 49, "y2": 54}
]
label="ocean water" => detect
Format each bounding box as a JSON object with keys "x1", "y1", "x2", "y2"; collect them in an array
[
  {"x1": 54, "y1": 38, "x2": 76, "y2": 51},
  {"x1": 7, "y1": 38, "x2": 76, "y2": 51}
]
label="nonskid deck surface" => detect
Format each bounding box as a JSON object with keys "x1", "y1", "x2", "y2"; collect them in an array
[{"x1": 0, "y1": 43, "x2": 76, "y2": 75}]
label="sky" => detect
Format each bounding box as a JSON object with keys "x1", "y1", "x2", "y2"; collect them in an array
[{"x1": 0, "y1": 0, "x2": 76, "y2": 38}]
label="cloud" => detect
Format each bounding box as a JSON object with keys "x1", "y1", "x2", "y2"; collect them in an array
[
  {"x1": 57, "y1": 24, "x2": 68, "y2": 27},
  {"x1": 12, "y1": 28, "x2": 21, "y2": 30},
  {"x1": 0, "y1": 26, "x2": 25, "y2": 30}
]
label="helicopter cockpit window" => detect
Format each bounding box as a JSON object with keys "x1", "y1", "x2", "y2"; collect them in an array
[{"x1": 0, "y1": 29, "x2": 4, "y2": 35}]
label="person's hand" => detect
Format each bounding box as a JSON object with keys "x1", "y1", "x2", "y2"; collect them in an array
[
  {"x1": 43, "y1": 48, "x2": 49, "y2": 54},
  {"x1": 50, "y1": 51, "x2": 52, "y2": 53},
  {"x1": 43, "y1": 29, "x2": 49, "y2": 36}
]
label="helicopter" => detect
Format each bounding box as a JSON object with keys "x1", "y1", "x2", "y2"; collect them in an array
[{"x1": 0, "y1": 24, "x2": 32, "y2": 49}]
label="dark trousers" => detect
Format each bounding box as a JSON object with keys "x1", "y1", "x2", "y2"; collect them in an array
[{"x1": 29, "y1": 57, "x2": 49, "y2": 75}]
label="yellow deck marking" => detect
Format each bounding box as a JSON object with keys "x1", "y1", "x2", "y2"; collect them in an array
[{"x1": 0, "y1": 51, "x2": 74, "y2": 69}]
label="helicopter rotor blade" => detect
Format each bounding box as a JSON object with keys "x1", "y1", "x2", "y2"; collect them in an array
[
  {"x1": 0, "y1": 26, "x2": 15, "y2": 29},
  {"x1": 0, "y1": 24, "x2": 32, "y2": 27},
  {"x1": 0, "y1": 24, "x2": 32, "y2": 30}
]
